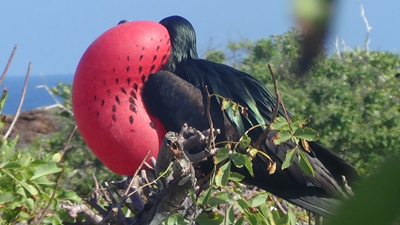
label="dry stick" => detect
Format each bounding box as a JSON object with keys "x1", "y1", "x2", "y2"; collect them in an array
[
  {"x1": 92, "y1": 173, "x2": 101, "y2": 199},
  {"x1": 92, "y1": 173, "x2": 113, "y2": 206},
  {"x1": 358, "y1": 3, "x2": 372, "y2": 54},
  {"x1": 0, "y1": 44, "x2": 17, "y2": 87},
  {"x1": 127, "y1": 162, "x2": 174, "y2": 199},
  {"x1": 254, "y1": 64, "x2": 281, "y2": 149},
  {"x1": 3, "y1": 62, "x2": 31, "y2": 140},
  {"x1": 59, "y1": 125, "x2": 78, "y2": 161},
  {"x1": 36, "y1": 118, "x2": 78, "y2": 224},
  {"x1": 204, "y1": 86, "x2": 215, "y2": 152},
  {"x1": 272, "y1": 195, "x2": 287, "y2": 215},
  {"x1": 119, "y1": 151, "x2": 151, "y2": 206},
  {"x1": 35, "y1": 166, "x2": 65, "y2": 225}
]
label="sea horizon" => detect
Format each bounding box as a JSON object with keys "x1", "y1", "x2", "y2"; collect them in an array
[{"x1": 1, "y1": 74, "x2": 74, "y2": 115}]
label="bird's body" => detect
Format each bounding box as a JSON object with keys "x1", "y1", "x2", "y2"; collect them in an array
[{"x1": 142, "y1": 15, "x2": 359, "y2": 217}]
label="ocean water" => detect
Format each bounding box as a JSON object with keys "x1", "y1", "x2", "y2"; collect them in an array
[{"x1": 1, "y1": 74, "x2": 74, "y2": 115}]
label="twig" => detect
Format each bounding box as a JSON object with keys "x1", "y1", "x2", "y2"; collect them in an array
[
  {"x1": 92, "y1": 173, "x2": 100, "y2": 200},
  {"x1": 117, "y1": 151, "x2": 151, "y2": 207},
  {"x1": 36, "y1": 82, "x2": 74, "y2": 116},
  {"x1": 334, "y1": 36, "x2": 342, "y2": 60},
  {"x1": 35, "y1": 166, "x2": 65, "y2": 225},
  {"x1": 127, "y1": 162, "x2": 174, "y2": 198},
  {"x1": 272, "y1": 196, "x2": 287, "y2": 215},
  {"x1": 3, "y1": 62, "x2": 31, "y2": 140},
  {"x1": 59, "y1": 125, "x2": 78, "y2": 161},
  {"x1": 254, "y1": 64, "x2": 280, "y2": 149},
  {"x1": 62, "y1": 203, "x2": 103, "y2": 223},
  {"x1": 204, "y1": 86, "x2": 215, "y2": 152},
  {"x1": 0, "y1": 44, "x2": 17, "y2": 87},
  {"x1": 358, "y1": 3, "x2": 372, "y2": 54}
]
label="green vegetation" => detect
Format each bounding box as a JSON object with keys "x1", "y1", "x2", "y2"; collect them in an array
[
  {"x1": 1, "y1": 23, "x2": 399, "y2": 225},
  {"x1": 205, "y1": 29, "x2": 400, "y2": 175}
]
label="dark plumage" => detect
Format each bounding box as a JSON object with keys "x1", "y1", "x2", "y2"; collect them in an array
[{"x1": 142, "y1": 15, "x2": 359, "y2": 217}]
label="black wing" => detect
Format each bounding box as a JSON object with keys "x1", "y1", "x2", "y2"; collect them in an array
[{"x1": 142, "y1": 70, "x2": 359, "y2": 217}]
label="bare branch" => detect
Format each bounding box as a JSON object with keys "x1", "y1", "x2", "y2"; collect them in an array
[
  {"x1": 358, "y1": 3, "x2": 372, "y2": 53},
  {"x1": 254, "y1": 64, "x2": 280, "y2": 149},
  {"x1": 334, "y1": 36, "x2": 342, "y2": 60},
  {"x1": 4, "y1": 62, "x2": 31, "y2": 140},
  {"x1": 272, "y1": 196, "x2": 287, "y2": 215},
  {"x1": 60, "y1": 125, "x2": 78, "y2": 160},
  {"x1": 62, "y1": 203, "x2": 103, "y2": 224},
  {"x1": 35, "y1": 81, "x2": 74, "y2": 116},
  {"x1": 204, "y1": 86, "x2": 215, "y2": 152},
  {"x1": 35, "y1": 166, "x2": 65, "y2": 225},
  {"x1": 0, "y1": 44, "x2": 17, "y2": 87}
]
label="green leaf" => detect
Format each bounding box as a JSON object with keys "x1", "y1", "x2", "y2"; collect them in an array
[
  {"x1": 19, "y1": 181, "x2": 38, "y2": 197},
  {"x1": 246, "y1": 212, "x2": 259, "y2": 225},
  {"x1": 293, "y1": 127, "x2": 319, "y2": 141},
  {"x1": 258, "y1": 203, "x2": 272, "y2": 222},
  {"x1": 272, "y1": 130, "x2": 292, "y2": 145},
  {"x1": 215, "y1": 161, "x2": 231, "y2": 187},
  {"x1": 290, "y1": 117, "x2": 307, "y2": 128},
  {"x1": 197, "y1": 187, "x2": 212, "y2": 206},
  {"x1": 282, "y1": 148, "x2": 297, "y2": 170},
  {"x1": 230, "y1": 172, "x2": 245, "y2": 182},
  {"x1": 31, "y1": 162, "x2": 62, "y2": 180},
  {"x1": 0, "y1": 88, "x2": 8, "y2": 113},
  {"x1": 236, "y1": 198, "x2": 250, "y2": 213},
  {"x1": 22, "y1": 197, "x2": 35, "y2": 209},
  {"x1": 244, "y1": 155, "x2": 254, "y2": 177},
  {"x1": 270, "y1": 117, "x2": 288, "y2": 130},
  {"x1": 17, "y1": 152, "x2": 32, "y2": 167},
  {"x1": 287, "y1": 211, "x2": 297, "y2": 225},
  {"x1": 232, "y1": 153, "x2": 246, "y2": 168},
  {"x1": 232, "y1": 102, "x2": 240, "y2": 115},
  {"x1": 196, "y1": 212, "x2": 224, "y2": 225},
  {"x1": 235, "y1": 217, "x2": 245, "y2": 225},
  {"x1": 221, "y1": 98, "x2": 231, "y2": 110},
  {"x1": 163, "y1": 214, "x2": 188, "y2": 225},
  {"x1": 33, "y1": 176, "x2": 55, "y2": 186},
  {"x1": 215, "y1": 191, "x2": 233, "y2": 202},
  {"x1": 0, "y1": 192, "x2": 16, "y2": 204},
  {"x1": 209, "y1": 197, "x2": 227, "y2": 208},
  {"x1": 1, "y1": 136, "x2": 19, "y2": 163},
  {"x1": 239, "y1": 134, "x2": 251, "y2": 149},
  {"x1": 59, "y1": 190, "x2": 82, "y2": 203},
  {"x1": 298, "y1": 150, "x2": 314, "y2": 176},
  {"x1": 214, "y1": 146, "x2": 230, "y2": 164},
  {"x1": 30, "y1": 159, "x2": 49, "y2": 166},
  {"x1": 248, "y1": 193, "x2": 268, "y2": 207},
  {"x1": 2, "y1": 161, "x2": 21, "y2": 169},
  {"x1": 225, "y1": 204, "x2": 235, "y2": 224},
  {"x1": 247, "y1": 147, "x2": 258, "y2": 158}
]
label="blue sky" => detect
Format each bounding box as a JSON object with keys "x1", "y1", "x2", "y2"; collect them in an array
[{"x1": 1, "y1": 1, "x2": 398, "y2": 77}]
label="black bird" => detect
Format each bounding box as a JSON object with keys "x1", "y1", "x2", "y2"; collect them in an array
[{"x1": 142, "y1": 15, "x2": 359, "y2": 217}]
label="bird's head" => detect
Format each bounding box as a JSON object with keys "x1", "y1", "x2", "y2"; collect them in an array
[{"x1": 159, "y1": 15, "x2": 198, "y2": 71}]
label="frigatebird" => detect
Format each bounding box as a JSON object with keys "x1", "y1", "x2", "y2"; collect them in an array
[{"x1": 141, "y1": 15, "x2": 359, "y2": 217}]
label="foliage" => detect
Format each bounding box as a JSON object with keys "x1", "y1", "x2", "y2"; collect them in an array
[
  {"x1": 4, "y1": 14, "x2": 399, "y2": 225},
  {"x1": 192, "y1": 140, "x2": 304, "y2": 225},
  {"x1": 0, "y1": 87, "x2": 81, "y2": 224},
  {"x1": 46, "y1": 82, "x2": 122, "y2": 195},
  {"x1": 206, "y1": 29, "x2": 400, "y2": 176}
]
